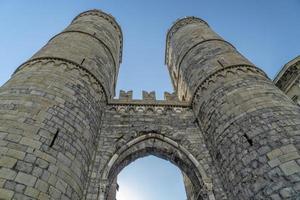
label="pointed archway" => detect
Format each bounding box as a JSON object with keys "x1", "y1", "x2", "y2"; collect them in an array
[{"x1": 100, "y1": 133, "x2": 215, "y2": 200}]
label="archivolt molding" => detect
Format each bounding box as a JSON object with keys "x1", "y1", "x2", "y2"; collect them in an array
[
  {"x1": 191, "y1": 65, "x2": 268, "y2": 108},
  {"x1": 100, "y1": 133, "x2": 215, "y2": 200},
  {"x1": 12, "y1": 57, "x2": 108, "y2": 101},
  {"x1": 72, "y1": 9, "x2": 123, "y2": 63}
]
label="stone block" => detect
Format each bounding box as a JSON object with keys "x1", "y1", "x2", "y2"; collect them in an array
[
  {"x1": 278, "y1": 151, "x2": 300, "y2": 163},
  {"x1": 41, "y1": 170, "x2": 50, "y2": 181},
  {"x1": 279, "y1": 187, "x2": 295, "y2": 198},
  {"x1": 15, "y1": 184, "x2": 26, "y2": 193},
  {"x1": 20, "y1": 137, "x2": 41, "y2": 149},
  {"x1": 0, "y1": 188, "x2": 14, "y2": 199},
  {"x1": 0, "y1": 178, "x2": 5, "y2": 187},
  {"x1": 0, "y1": 132, "x2": 8, "y2": 140},
  {"x1": 34, "y1": 150, "x2": 56, "y2": 163},
  {"x1": 32, "y1": 167, "x2": 43, "y2": 177},
  {"x1": 4, "y1": 180, "x2": 16, "y2": 190},
  {"x1": 0, "y1": 156, "x2": 17, "y2": 168},
  {"x1": 279, "y1": 160, "x2": 300, "y2": 176},
  {"x1": 38, "y1": 192, "x2": 51, "y2": 200},
  {"x1": 24, "y1": 186, "x2": 40, "y2": 198},
  {"x1": 47, "y1": 174, "x2": 58, "y2": 186},
  {"x1": 57, "y1": 152, "x2": 71, "y2": 167},
  {"x1": 36, "y1": 158, "x2": 49, "y2": 169},
  {"x1": 267, "y1": 148, "x2": 283, "y2": 160},
  {"x1": 48, "y1": 164, "x2": 58, "y2": 174},
  {"x1": 281, "y1": 144, "x2": 298, "y2": 154},
  {"x1": 15, "y1": 172, "x2": 37, "y2": 187},
  {"x1": 268, "y1": 158, "x2": 281, "y2": 168},
  {"x1": 24, "y1": 153, "x2": 36, "y2": 163},
  {"x1": 6, "y1": 149, "x2": 25, "y2": 160},
  {"x1": 0, "y1": 168, "x2": 17, "y2": 180},
  {"x1": 49, "y1": 185, "x2": 62, "y2": 199},
  {"x1": 35, "y1": 179, "x2": 49, "y2": 193},
  {"x1": 15, "y1": 161, "x2": 33, "y2": 173},
  {"x1": 5, "y1": 134, "x2": 22, "y2": 143},
  {"x1": 56, "y1": 179, "x2": 68, "y2": 193}
]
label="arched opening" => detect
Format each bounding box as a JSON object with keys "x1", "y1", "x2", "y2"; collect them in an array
[
  {"x1": 116, "y1": 155, "x2": 187, "y2": 200},
  {"x1": 100, "y1": 133, "x2": 215, "y2": 200}
]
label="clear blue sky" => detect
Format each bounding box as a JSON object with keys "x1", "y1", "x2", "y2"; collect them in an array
[{"x1": 0, "y1": 1, "x2": 299, "y2": 200}]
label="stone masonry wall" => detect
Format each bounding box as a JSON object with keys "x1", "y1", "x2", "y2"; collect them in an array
[
  {"x1": 0, "y1": 10, "x2": 122, "y2": 200},
  {"x1": 166, "y1": 17, "x2": 300, "y2": 199},
  {"x1": 85, "y1": 100, "x2": 228, "y2": 200}
]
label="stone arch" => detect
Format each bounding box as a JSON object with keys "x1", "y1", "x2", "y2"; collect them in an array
[{"x1": 100, "y1": 133, "x2": 216, "y2": 200}]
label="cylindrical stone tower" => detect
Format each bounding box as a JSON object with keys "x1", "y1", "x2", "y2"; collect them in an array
[
  {"x1": 0, "y1": 10, "x2": 122, "y2": 200},
  {"x1": 166, "y1": 17, "x2": 300, "y2": 199}
]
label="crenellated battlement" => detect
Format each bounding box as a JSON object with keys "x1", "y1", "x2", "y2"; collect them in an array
[
  {"x1": 110, "y1": 90, "x2": 187, "y2": 106},
  {"x1": 119, "y1": 90, "x2": 133, "y2": 100}
]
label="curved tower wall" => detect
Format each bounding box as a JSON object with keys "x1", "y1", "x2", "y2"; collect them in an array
[
  {"x1": 0, "y1": 10, "x2": 122, "y2": 199},
  {"x1": 166, "y1": 18, "x2": 300, "y2": 199}
]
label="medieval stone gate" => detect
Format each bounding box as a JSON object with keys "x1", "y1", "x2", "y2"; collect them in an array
[{"x1": 0, "y1": 9, "x2": 300, "y2": 200}]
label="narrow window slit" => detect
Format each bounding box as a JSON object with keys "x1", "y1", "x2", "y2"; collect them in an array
[
  {"x1": 50, "y1": 128, "x2": 59, "y2": 147},
  {"x1": 81, "y1": 58, "x2": 85, "y2": 65},
  {"x1": 215, "y1": 151, "x2": 221, "y2": 160},
  {"x1": 243, "y1": 133, "x2": 253, "y2": 146}
]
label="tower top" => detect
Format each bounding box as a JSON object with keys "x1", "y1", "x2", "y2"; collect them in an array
[
  {"x1": 165, "y1": 16, "x2": 209, "y2": 66},
  {"x1": 73, "y1": 9, "x2": 123, "y2": 63}
]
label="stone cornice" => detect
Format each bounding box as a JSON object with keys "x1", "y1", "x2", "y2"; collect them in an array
[
  {"x1": 273, "y1": 56, "x2": 300, "y2": 92},
  {"x1": 165, "y1": 16, "x2": 209, "y2": 66},
  {"x1": 191, "y1": 64, "x2": 268, "y2": 105},
  {"x1": 72, "y1": 9, "x2": 123, "y2": 64},
  {"x1": 13, "y1": 57, "x2": 109, "y2": 101},
  {"x1": 108, "y1": 99, "x2": 190, "y2": 108}
]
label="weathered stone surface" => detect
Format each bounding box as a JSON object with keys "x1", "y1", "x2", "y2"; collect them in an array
[
  {"x1": 0, "y1": 9, "x2": 122, "y2": 200},
  {"x1": 0, "y1": 8, "x2": 300, "y2": 200},
  {"x1": 15, "y1": 172, "x2": 37, "y2": 187},
  {"x1": 24, "y1": 186, "x2": 40, "y2": 198},
  {"x1": 0, "y1": 188, "x2": 14, "y2": 199},
  {"x1": 166, "y1": 16, "x2": 300, "y2": 199},
  {"x1": 280, "y1": 160, "x2": 300, "y2": 176},
  {"x1": 0, "y1": 168, "x2": 17, "y2": 180},
  {"x1": 0, "y1": 156, "x2": 17, "y2": 168}
]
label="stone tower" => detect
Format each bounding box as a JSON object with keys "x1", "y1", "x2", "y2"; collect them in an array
[
  {"x1": 0, "y1": 9, "x2": 300, "y2": 200},
  {"x1": 0, "y1": 10, "x2": 122, "y2": 199},
  {"x1": 166, "y1": 17, "x2": 300, "y2": 199}
]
